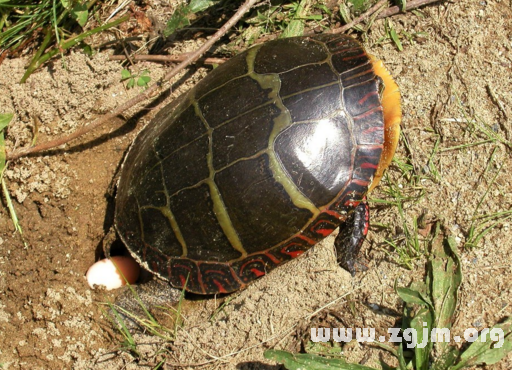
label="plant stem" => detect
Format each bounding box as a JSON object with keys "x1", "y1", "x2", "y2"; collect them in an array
[
  {"x1": 7, "y1": 0, "x2": 261, "y2": 161},
  {"x1": 21, "y1": 14, "x2": 130, "y2": 82},
  {"x1": 377, "y1": 0, "x2": 444, "y2": 19}
]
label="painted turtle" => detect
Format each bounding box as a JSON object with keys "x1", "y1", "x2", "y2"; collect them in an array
[{"x1": 113, "y1": 34, "x2": 401, "y2": 297}]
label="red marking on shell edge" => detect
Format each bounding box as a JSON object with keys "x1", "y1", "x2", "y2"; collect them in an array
[
  {"x1": 352, "y1": 179, "x2": 370, "y2": 187},
  {"x1": 362, "y1": 126, "x2": 383, "y2": 135},
  {"x1": 345, "y1": 200, "x2": 361, "y2": 207},
  {"x1": 151, "y1": 261, "x2": 160, "y2": 272},
  {"x1": 175, "y1": 264, "x2": 191, "y2": 270},
  {"x1": 212, "y1": 279, "x2": 227, "y2": 293},
  {"x1": 341, "y1": 53, "x2": 366, "y2": 61},
  {"x1": 239, "y1": 259, "x2": 265, "y2": 274},
  {"x1": 265, "y1": 252, "x2": 281, "y2": 264},
  {"x1": 322, "y1": 209, "x2": 343, "y2": 219},
  {"x1": 251, "y1": 268, "x2": 266, "y2": 277},
  {"x1": 284, "y1": 249, "x2": 304, "y2": 259},
  {"x1": 195, "y1": 262, "x2": 206, "y2": 295},
  {"x1": 358, "y1": 91, "x2": 378, "y2": 105},
  {"x1": 297, "y1": 234, "x2": 317, "y2": 245},
  {"x1": 332, "y1": 47, "x2": 362, "y2": 55},
  {"x1": 179, "y1": 275, "x2": 187, "y2": 287},
  {"x1": 353, "y1": 106, "x2": 383, "y2": 120},
  {"x1": 312, "y1": 218, "x2": 337, "y2": 229},
  {"x1": 315, "y1": 228, "x2": 334, "y2": 238},
  {"x1": 361, "y1": 162, "x2": 378, "y2": 169},
  {"x1": 205, "y1": 269, "x2": 226, "y2": 276}
]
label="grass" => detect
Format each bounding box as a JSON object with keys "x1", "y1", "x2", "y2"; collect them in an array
[
  {"x1": 1, "y1": 2, "x2": 509, "y2": 367},
  {"x1": 437, "y1": 91, "x2": 511, "y2": 248},
  {"x1": 0, "y1": 1, "x2": 129, "y2": 82},
  {"x1": 164, "y1": 0, "x2": 328, "y2": 48},
  {"x1": 376, "y1": 82, "x2": 511, "y2": 265},
  {"x1": 210, "y1": 295, "x2": 235, "y2": 322},
  {"x1": 465, "y1": 148, "x2": 511, "y2": 248},
  {"x1": 103, "y1": 273, "x2": 189, "y2": 360},
  {"x1": 244, "y1": 0, "x2": 327, "y2": 43},
  {"x1": 443, "y1": 91, "x2": 512, "y2": 150},
  {"x1": 265, "y1": 226, "x2": 512, "y2": 369},
  {"x1": 370, "y1": 142, "x2": 428, "y2": 270},
  {"x1": 105, "y1": 292, "x2": 183, "y2": 359},
  {"x1": 0, "y1": 113, "x2": 28, "y2": 247},
  {"x1": 372, "y1": 17, "x2": 428, "y2": 50}
]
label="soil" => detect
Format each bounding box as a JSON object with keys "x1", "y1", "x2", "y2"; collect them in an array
[{"x1": 0, "y1": 0, "x2": 511, "y2": 369}]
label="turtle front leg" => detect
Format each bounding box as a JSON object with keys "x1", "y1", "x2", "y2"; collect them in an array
[{"x1": 335, "y1": 200, "x2": 370, "y2": 275}]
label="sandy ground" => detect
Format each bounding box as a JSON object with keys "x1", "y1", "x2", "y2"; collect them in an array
[{"x1": 0, "y1": 0, "x2": 511, "y2": 369}]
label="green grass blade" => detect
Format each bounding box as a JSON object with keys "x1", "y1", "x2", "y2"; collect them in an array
[
  {"x1": 448, "y1": 317, "x2": 512, "y2": 370},
  {"x1": 164, "y1": 0, "x2": 219, "y2": 37},
  {"x1": 410, "y1": 307, "x2": 434, "y2": 370},
  {"x1": 280, "y1": 0, "x2": 312, "y2": 38},
  {"x1": 397, "y1": 344, "x2": 408, "y2": 370},
  {"x1": 1, "y1": 177, "x2": 28, "y2": 248},
  {"x1": 0, "y1": 112, "x2": 13, "y2": 172},
  {"x1": 396, "y1": 286, "x2": 431, "y2": 307},
  {"x1": 21, "y1": 14, "x2": 129, "y2": 82},
  {"x1": 0, "y1": 113, "x2": 27, "y2": 247},
  {"x1": 264, "y1": 350, "x2": 378, "y2": 370},
  {"x1": 20, "y1": 26, "x2": 54, "y2": 83},
  {"x1": 430, "y1": 232, "x2": 462, "y2": 356},
  {"x1": 396, "y1": 281, "x2": 434, "y2": 369},
  {"x1": 104, "y1": 302, "x2": 140, "y2": 358},
  {"x1": 164, "y1": 4, "x2": 192, "y2": 37},
  {"x1": 390, "y1": 27, "x2": 403, "y2": 51}
]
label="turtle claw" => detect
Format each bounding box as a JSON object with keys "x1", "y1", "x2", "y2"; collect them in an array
[{"x1": 335, "y1": 200, "x2": 370, "y2": 276}]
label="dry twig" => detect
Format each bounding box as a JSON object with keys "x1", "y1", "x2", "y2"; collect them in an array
[
  {"x1": 6, "y1": 0, "x2": 260, "y2": 161},
  {"x1": 6, "y1": 0, "x2": 443, "y2": 161},
  {"x1": 108, "y1": 54, "x2": 227, "y2": 65},
  {"x1": 331, "y1": 0, "x2": 388, "y2": 34},
  {"x1": 376, "y1": 0, "x2": 444, "y2": 19}
]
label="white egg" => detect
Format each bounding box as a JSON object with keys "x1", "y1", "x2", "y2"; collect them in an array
[{"x1": 86, "y1": 256, "x2": 140, "y2": 290}]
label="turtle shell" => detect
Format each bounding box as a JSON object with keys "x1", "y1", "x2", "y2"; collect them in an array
[{"x1": 115, "y1": 34, "x2": 400, "y2": 294}]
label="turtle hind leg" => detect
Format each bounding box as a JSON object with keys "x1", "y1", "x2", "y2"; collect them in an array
[
  {"x1": 112, "y1": 278, "x2": 183, "y2": 330},
  {"x1": 335, "y1": 200, "x2": 370, "y2": 275}
]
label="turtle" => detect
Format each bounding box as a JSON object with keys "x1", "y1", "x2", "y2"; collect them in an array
[{"x1": 111, "y1": 33, "x2": 401, "y2": 304}]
